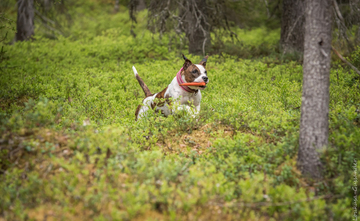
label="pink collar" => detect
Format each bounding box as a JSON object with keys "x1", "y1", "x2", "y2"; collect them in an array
[{"x1": 176, "y1": 67, "x2": 198, "y2": 93}]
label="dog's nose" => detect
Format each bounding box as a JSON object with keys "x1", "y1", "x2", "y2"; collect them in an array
[{"x1": 202, "y1": 76, "x2": 208, "y2": 82}]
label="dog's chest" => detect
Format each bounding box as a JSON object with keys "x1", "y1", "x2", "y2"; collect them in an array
[{"x1": 166, "y1": 79, "x2": 201, "y2": 106}]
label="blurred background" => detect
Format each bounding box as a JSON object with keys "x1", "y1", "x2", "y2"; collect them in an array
[{"x1": 1, "y1": 0, "x2": 359, "y2": 62}]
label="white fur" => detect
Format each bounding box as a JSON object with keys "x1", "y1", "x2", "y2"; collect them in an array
[
  {"x1": 188, "y1": 64, "x2": 209, "y2": 90},
  {"x1": 132, "y1": 66, "x2": 138, "y2": 76},
  {"x1": 195, "y1": 64, "x2": 206, "y2": 76},
  {"x1": 135, "y1": 65, "x2": 208, "y2": 120},
  {"x1": 137, "y1": 93, "x2": 156, "y2": 118}
]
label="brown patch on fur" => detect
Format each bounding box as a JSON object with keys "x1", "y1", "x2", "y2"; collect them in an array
[
  {"x1": 165, "y1": 94, "x2": 171, "y2": 106},
  {"x1": 152, "y1": 87, "x2": 168, "y2": 108},
  {"x1": 135, "y1": 74, "x2": 152, "y2": 97},
  {"x1": 135, "y1": 104, "x2": 142, "y2": 121},
  {"x1": 182, "y1": 57, "x2": 201, "y2": 83},
  {"x1": 182, "y1": 64, "x2": 201, "y2": 83},
  {"x1": 135, "y1": 87, "x2": 171, "y2": 120}
]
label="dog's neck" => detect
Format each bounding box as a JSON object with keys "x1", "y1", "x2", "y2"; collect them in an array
[{"x1": 176, "y1": 67, "x2": 198, "y2": 94}]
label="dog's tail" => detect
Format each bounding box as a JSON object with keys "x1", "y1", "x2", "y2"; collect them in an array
[{"x1": 132, "y1": 66, "x2": 152, "y2": 97}]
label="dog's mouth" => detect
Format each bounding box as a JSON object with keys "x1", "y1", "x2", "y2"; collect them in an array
[
  {"x1": 187, "y1": 82, "x2": 208, "y2": 90},
  {"x1": 200, "y1": 82, "x2": 208, "y2": 88},
  {"x1": 195, "y1": 84, "x2": 207, "y2": 90}
]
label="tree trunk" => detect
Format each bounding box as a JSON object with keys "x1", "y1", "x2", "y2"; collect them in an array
[
  {"x1": 280, "y1": 0, "x2": 305, "y2": 54},
  {"x1": 114, "y1": 0, "x2": 119, "y2": 13},
  {"x1": 187, "y1": 0, "x2": 211, "y2": 55},
  {"x1": 298, "y1": 0, "x2": 332, "y2": 179},
  {"x1": 15, "y1": 0, "x2": 35, "y2": 42},
  {"x1": 137, "y1": 0, "x2": 146, "y2": 11},
  {"x1": 43, "y1": 0, "x2": 52, "y2": 11}
]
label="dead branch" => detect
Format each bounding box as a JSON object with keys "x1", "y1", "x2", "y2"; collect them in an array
[
  {"x1": 333, "y1": 0, "x2": 344, "y2": 22},
  {"x1": 0, "y1": 13, "x2": 14, "y2": 22},
  {"x1": 35, "y1": 17, "x2": 63, "y2": 36},
  {"x1": 332, "y1": 46, "x2": 360, "y2": 76},
  {"x1": 34, "y1": 8, "x2": 55, "y2": 25},
  {"x1": 283, "y1": 12, "x2": 304, "y2": 54},
  {"x1": 332, "y1": 0, "x2": 354, "y2": 51},
  {"x1": 146, "y1": 0, "x2": 235, "y2": 55}
]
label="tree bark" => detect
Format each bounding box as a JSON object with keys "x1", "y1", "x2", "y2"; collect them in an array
[
  {"x1": 114, "y1": 0, "x2": 120, "y2": 13},
  {"x1": 280, "y1": 0, "x2": 305, "y2": 54},
  {"x1": 187, "y1": 0, "x2": 211, "y2": 55},
  {"x1": 298, "y1": 0, "x2": 332, "y2": 179},
  {"x1": 43, "y1": 0, "x2": 52, "y2": 11},
  {"x1": 15, "y1": 0, "x2": 35, "y2": 42},
  {"x1": 137, "y1": 0, "x2": 146, "y2": 11}
]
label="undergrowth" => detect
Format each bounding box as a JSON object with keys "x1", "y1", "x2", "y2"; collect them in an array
[{"x1": 0, "y1": 1, "x2": 359, "y2": 220}]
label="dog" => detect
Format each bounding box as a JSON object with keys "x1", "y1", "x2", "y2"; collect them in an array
[{"x1": 133, "y1": 55, "x2": 209, "y2": 121}]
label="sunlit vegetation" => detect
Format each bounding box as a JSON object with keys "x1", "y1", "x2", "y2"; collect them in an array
[{"x1": 0, "y1": 1, "x2": 359, "y2": 220}]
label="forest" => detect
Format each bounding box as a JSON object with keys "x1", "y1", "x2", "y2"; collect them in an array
[{"x1": 0, "y1": 0, "x2": 359, "y2": 220}]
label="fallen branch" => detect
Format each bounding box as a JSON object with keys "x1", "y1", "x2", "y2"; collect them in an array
[{"x1": 332, "y1": 46, "x2": 360, "y2": 76}]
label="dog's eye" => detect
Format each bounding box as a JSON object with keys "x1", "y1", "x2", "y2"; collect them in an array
[
  {"x1": 192, "y1": 70, "x2": 198, "y2": 74},
  {"x1": 205, "y1": 71, "x2": 207, "y2": 75}
]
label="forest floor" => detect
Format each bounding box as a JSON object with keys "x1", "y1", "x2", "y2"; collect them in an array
[{"x1": 0, "y1": 2, "x2": 360, "y2": 221}]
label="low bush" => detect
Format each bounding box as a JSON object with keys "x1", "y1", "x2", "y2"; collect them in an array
[{"x1": 0, "y1": 2, "x2": 359, "y2": 220}]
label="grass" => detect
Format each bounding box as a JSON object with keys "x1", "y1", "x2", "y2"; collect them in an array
[{"x1": 0, "y1": 1, "x2": 360, "y2": 220}]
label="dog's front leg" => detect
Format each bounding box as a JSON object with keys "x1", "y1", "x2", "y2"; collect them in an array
[
  {"x1": 175, "y1": 105, "x2": 199, "y2": 118},
  {"x1": 194, "y1": 104, "x2": 201, "y2": 122},
  {"x1": 194, "y1": 104, "x2": 200, "y2": 116}
]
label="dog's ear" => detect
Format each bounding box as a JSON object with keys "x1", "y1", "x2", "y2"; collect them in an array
[
  {"x1": 182, "y1": 54, "x2": 192, "y2": 70},
  {"x1": 199, "y1": 55, "x2": 208, "y2": 68}
]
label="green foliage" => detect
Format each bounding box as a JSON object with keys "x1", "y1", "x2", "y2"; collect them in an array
[
  {"x1": 0, "y1": 5, "x2": 15, "y2": 64},
  {"x1": 349, "y1": 45, "x2": 360, "y2": 69},
  {"x1": 0, "y1": 1, "x2": 359, "y2": 220}
]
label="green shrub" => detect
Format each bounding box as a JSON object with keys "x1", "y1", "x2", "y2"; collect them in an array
[{"x1": 0, "y1": 2, "x2": 359, "y2": 220}]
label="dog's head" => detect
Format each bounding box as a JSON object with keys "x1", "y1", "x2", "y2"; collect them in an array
[{"x1": 181, "y1": 55, "x2": 209, "y2": 90}]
